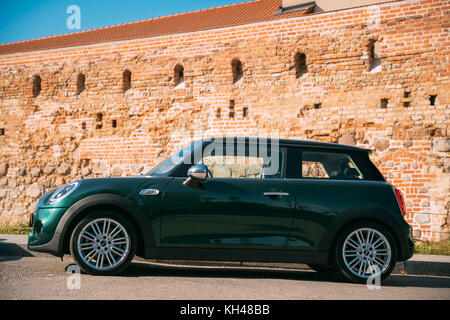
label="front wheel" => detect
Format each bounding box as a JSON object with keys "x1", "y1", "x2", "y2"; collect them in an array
[
  {"x1": 334, "y1": 222, "x2": 397, "y2": 284},
  {"x1": 70, "y1": 211, "x2": 136, "y2": 275}
]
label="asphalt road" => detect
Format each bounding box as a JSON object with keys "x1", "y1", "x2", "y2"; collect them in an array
[{"x1": 1, "y1": 254, "x2": 450, "y2": 300}]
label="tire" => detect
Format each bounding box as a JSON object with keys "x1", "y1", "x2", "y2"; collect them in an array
[
  {"x1": 307, "y1": 264, "x2": 338, "y2": 274},
  {"x1": 70, "y1": 211, "x2": 137, "y2": 275},
  {"x1": 333, "y1": 221, "x2": 397, "y2": 284}
]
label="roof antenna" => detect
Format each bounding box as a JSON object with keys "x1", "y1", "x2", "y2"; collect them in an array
[{"x1": 336, "y1": 107, "x2": 344, "y2": 143}]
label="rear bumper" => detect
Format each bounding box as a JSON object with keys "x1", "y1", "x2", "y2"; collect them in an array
[{"x1": 398, "y1": 225, "x2": 415, "y2": 261}]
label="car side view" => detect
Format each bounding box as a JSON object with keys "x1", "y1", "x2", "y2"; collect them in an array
[{"x1": 28, "y1": 137, "x2": 414, "y2": 283}]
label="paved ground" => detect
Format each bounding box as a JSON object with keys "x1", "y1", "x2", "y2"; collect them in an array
[
  {"x1": 1, "y1": 234, "x2": 450, "y2": 300},
  {"x1": 1, "y1": 253, "x2": 449, "y2": 300}
]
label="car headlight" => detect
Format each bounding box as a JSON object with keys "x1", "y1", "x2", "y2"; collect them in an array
[{"x1": 47, "y1": 181, "x2": 79, "y2": 204}]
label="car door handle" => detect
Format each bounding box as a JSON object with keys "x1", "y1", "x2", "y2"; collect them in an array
[
  {"x1": 263, "y1": 192, "x2": 290, "y2": 197},
  {"x1": 139, "y1": 189, "x2": 160, "y2": 196}
]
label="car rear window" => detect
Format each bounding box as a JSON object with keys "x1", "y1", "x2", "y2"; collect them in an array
[
  {"x1": 286, "y1": 148, "x2": 370, "y2": 180},
  {"x1": 302, "y1": 151, "x2": 364, "y2": 180}
]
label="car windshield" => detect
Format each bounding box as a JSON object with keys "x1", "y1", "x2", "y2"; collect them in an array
[{"x1": 146, "y1": 142, "x2": 197, "y2": 176}]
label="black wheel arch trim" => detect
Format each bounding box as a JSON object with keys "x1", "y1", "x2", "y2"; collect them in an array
[
  {"x1": 56, "y1": 193, "x2": 155, "y2": 256},
  {"x1": 318, "y1": 206, "x2": 406, "y2": 259}
]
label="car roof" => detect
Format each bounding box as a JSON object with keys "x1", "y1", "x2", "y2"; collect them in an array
[{"x1": 199, "y1": 137, "x2": 371, "y2": 153}]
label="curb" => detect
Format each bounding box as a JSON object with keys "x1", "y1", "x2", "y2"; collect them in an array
[
  {"x1": 393, "y1": 259, "x2": 450, "y2": 277},
  {"x1": 1, "y1": 234, "x2": 449, "y2": 277}
]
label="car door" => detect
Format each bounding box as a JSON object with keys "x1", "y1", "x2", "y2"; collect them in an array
[{"x1": 160, "y1": 142, "x2": 294, "y2": 250}]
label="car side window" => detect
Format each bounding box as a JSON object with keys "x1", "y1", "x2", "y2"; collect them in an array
[
  {"x1": 200, "y1": 155, "x2": 264, "y2": 178},
  {"x1": 286, "y1": 148, "x2": 364, "y2": 180},
  {"x1": 302, "y1": 151, "x2": 364, "y2": 180},
  {"x1": 302, "y1": 160, "x2": 329, "y2": 178},
  {"x1": 197, "y1": 145, "x2": 286, "y2": 179}
]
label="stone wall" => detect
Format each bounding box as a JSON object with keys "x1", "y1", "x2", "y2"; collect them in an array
[{"x1": 0, "y1": 0, "x2": 449, "y2": 241}]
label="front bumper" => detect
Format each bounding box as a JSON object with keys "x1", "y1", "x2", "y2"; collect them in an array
[
  {"x1": 29, "y1": 210, "x2": 36, "y2": 227},
  {"x1": 28, "y1": 232, "x2": 65, "y2": 256},
  {"x1": 27, "y1": 207, "x2": 68, "y2": 257}
]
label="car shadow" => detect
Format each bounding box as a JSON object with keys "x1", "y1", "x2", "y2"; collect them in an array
[
  {"x1": 63, "y1": 260, "x2": 450, "y2": 289},
  {"x1": 0, "y1": 237, "x2": 34, "y2": 262},
  {"x1": 108, "y1": 261, "x2": 450, "y2": 289},
  {"x1": 121, "y1": 261, "x2": 346, "y2": 283}
]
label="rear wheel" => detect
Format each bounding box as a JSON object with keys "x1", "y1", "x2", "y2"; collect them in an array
[
  {"x1": 334, "y1": 221, "x2": 397, "y2": 283},
  {"x1": 70, "y1": 211, "x2": 136, "y2": 275}
]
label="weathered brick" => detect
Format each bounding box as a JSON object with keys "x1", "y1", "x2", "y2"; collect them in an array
[{"x1": 0, "y1": 0, "x2": 448, "y2": 240}]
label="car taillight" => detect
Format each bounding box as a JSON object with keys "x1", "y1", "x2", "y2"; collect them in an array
[{"x1": 394, "y1": 187, "x2": 407, "y2": 216}]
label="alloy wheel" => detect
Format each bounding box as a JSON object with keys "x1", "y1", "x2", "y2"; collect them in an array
[
  {"x1": 342, "y1": 227, "x2": 392, "y2": 279},
  {"x1": 77, "y1": 218, "x2": 130, "y2": 271}
]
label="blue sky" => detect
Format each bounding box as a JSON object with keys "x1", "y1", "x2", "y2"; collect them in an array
[{"x1": 0, "y1": 0, "x2": 248, "y2": 45}]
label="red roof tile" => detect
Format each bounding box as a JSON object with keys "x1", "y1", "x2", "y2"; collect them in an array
[{"x1": 0, "y1": 0, "x2": 312, "y2": 56}]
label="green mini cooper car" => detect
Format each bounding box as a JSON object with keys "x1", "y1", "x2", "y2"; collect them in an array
[{"x1": 28, "y1": 137, "x2": 414, "y2": 283}]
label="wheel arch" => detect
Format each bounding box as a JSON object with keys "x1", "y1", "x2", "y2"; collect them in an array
[
  {"x1": 58, "y1": 193, "x2": 155, "y2": 257},
  {"x1": 319, "y1": 207, "x2": 404, "y2": 264}
]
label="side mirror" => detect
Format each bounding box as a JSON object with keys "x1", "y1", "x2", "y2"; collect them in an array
[
  {"x1": 183, "y1": 164, "x2": 208, "y2": 187},
  {"x1": 188, "y1": 164, "x2": 208, "y2": 181}
]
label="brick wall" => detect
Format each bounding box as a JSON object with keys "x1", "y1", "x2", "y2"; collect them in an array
[{"x1": 0, "y1": 0, "x2": 449, "y2": 241}]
